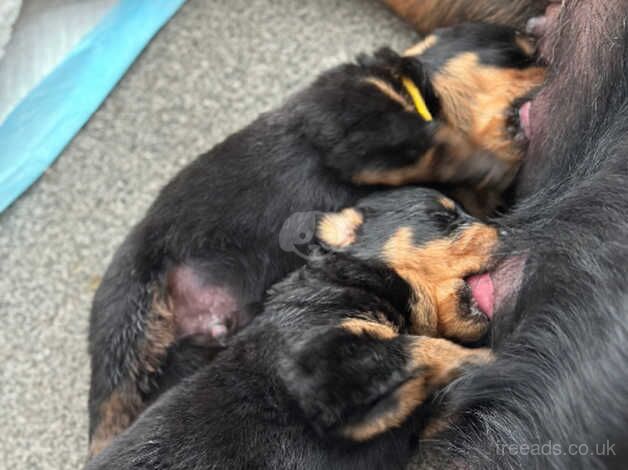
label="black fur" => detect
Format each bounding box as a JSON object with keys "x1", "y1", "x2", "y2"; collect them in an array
[
  {"x1": 87, "y1": 22, "x2": 538, "y2": 450},
  {"x1": 411, "y1": 1, "x2": 628, "y2": 469},
  {"x1": 86, "y1": 188, "x2": 493, "y2": 470},
  {"x1": 88, "y1": 46, "x2": 425, "y2": 441},
  {"x1": 89, "y1": 2, "x2": 628, "y2": 468}
]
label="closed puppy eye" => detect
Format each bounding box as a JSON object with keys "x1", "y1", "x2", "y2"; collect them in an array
[
  {"x1": 432, "y1": 210, "x2": 458, "y2": 231},
  {"x1": 431, "y1": 205, "x2": 469, "y2": 233}
]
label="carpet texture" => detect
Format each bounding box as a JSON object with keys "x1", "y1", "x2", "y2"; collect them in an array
[{"x1": 0, "y1": 0, "x2": 416, "y2": 467}]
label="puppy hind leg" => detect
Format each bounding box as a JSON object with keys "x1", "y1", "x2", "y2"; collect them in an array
[
  {"x1": 88, "y1": 259, "x2": 175, "y2": 456},
  {"x1": 88, "y1": 261, "x2": 248, "y2": 457},
  {"x1": 166, "y1": 264, "x2": 246, "y2": 346}
]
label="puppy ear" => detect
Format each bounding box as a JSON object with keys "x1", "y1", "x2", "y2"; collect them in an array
[
  {"x1": 317, "y1": 208, "x2": 363, "y2": 248},
  {"x1": 356, "y1": 47, "x2": 402, "y2": 72}
]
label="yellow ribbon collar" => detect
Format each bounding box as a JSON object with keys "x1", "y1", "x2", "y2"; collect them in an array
[{"x1": 401, "y1": 76, "x2": 433, "y2": 122}]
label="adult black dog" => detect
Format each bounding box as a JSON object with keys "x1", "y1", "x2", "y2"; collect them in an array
[
  {"x1": 87, "y1": 23, "x2": 543, "y2": 455},
  {"x1": 399, "y1": 1, "x2": 628, "y2": 468},
  {"x1": 86, "y1": 188, "x2": 499, "y2": 470}
]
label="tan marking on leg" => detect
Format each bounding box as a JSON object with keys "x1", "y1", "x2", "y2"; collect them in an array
[
  {"x1": 318, "y1": 208, "x2": 363, "y2": 248},
  {"x1": 382, "y1": 224, "x2": 498, "y2": 341},
  {"x1": 90, "y1": 295, "x2": 175, "y2": 456},
  {"x1": 407, "y1": 337, "x2": 493, "y2": 384},
  {"x1": 139, "y1": 294, "x2": 176, "y2": 374},
  {"x1": 364, "y1": 77, "x2": 413, "y2": 111},
  {"x1": 341, "y1": 318, "x2": 398, "y2": 339},
  {"x1": 351, "y1": 148, "x2": 437, "y2": 186},
  {"x1": 341, "y1": 337, "x2": 493, "y2": 442},
  {"x1": 89, "y1": 388, "x2": 143, "y2": 456},
  {"x1": 403, "y1": 35, "x2": 438, "y2": 57},
  {"x1": 350, "y1": 123, "x2": 504, "y2": 189},
  {"x1": 342, "y1": 376, "x2": 429, "y2": 441},
  {"x1": 421, "y1": 416, "x2": 455, "y2": 439}
]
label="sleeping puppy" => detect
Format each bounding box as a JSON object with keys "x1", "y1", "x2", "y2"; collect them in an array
[
  {"x1": 88, "y1": 23, "x2": 544, "y2": 454},
  {"x1": 86, "y1": 188, "x2": 498, "y2": 470}
]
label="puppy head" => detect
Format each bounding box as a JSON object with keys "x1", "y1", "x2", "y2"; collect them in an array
[
  {"x1": 318, "y1": 187, "x2": 499, "y2": 343},
  {"x1": 353, "y1": 24, "x2": 545, "y2": 193},
  {"x1": 405, "y1": 22, "x2": 546, "y2": 164}
]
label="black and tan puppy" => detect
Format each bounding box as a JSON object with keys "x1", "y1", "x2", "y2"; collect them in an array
[
  {"x1": 87, "y1": 188, "x2": 498, "y2": 470},
  {"x1": 88, "y1": 23, "x2": 544, "y2": 454}
]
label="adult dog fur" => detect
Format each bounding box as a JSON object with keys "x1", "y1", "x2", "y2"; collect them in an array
[{"x1": 404, "y1": 1, "x2": 628, "y2": 468}]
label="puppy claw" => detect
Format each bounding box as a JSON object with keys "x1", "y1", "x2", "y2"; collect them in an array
[
  {"x1": 526, "y1": 16, "x2": 548, "y2": 37},
  {"x1": 209, "y1": 323, "x2": 229, "y2": 340}
]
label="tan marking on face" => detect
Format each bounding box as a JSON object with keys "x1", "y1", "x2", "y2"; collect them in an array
[
  {"x1": 341, "y1": 318, "x2": 398, "y2": 340},
  {"x1": 439, "y1": 197, "x2": 456, "y2": 210},
  {"x1": 318, "y1": 208, "x2": 363, "y2": 248},
  {"x1": 431, "y1": 52, "x2": 545, "y2": 164},
  {"x1": 341, "y1": 337, "x2": 493, "y2": 441},
  {"x1": 364, "y1": 77, "x2": 413, "y2": 112},
  {"x1": 89, "y1": 389, "x2": 143, "y2": 456},
  {"x1": 403, "y1": 35, "x2": 438, "y2": 57},
  {"x1": 382, "y1": 224, "x2": 498, "y2": 341}
]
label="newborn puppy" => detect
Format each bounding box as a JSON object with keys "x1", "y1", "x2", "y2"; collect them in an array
[
  {"x1": 88, "y1": 23, "x2": 544, "y2": 454},
  {"x1": 86, "y1": 188, "x2": 498, "y2": 470}
]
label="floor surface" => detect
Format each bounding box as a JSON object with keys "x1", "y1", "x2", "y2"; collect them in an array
[{"x1": 0, "y1": 0, "x2": 416, "y2": 467}]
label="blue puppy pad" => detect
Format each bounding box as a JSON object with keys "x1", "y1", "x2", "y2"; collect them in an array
[{"x1": 0, "y1": 0, "x2": 187, "y2": 213}]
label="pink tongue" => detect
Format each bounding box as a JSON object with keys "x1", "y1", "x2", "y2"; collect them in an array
[
  {"x1": 467, "y1": 273, "x2": 495, "y2": 319},
  {"x1": 519, "y1": 101, "x2": 532, "y2": 139}
]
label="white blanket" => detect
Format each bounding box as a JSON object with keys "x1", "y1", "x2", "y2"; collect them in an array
[
  {"x1": 0, "y1": 0, "x2": 22, "y2": 61},
  {"x1": 0, "y1": 0, "x2": 117, "y2": 123}
]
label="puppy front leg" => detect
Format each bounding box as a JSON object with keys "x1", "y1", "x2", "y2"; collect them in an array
[
  {"x1": 347, "y1": 122, "x2": 515, "y2": 196},
  {"x1": 280, "y1": 319, "x2": 493, "y2": 441},
  {"x1": 340, "y1": 335, "x2": 493, "y2": 442}
]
